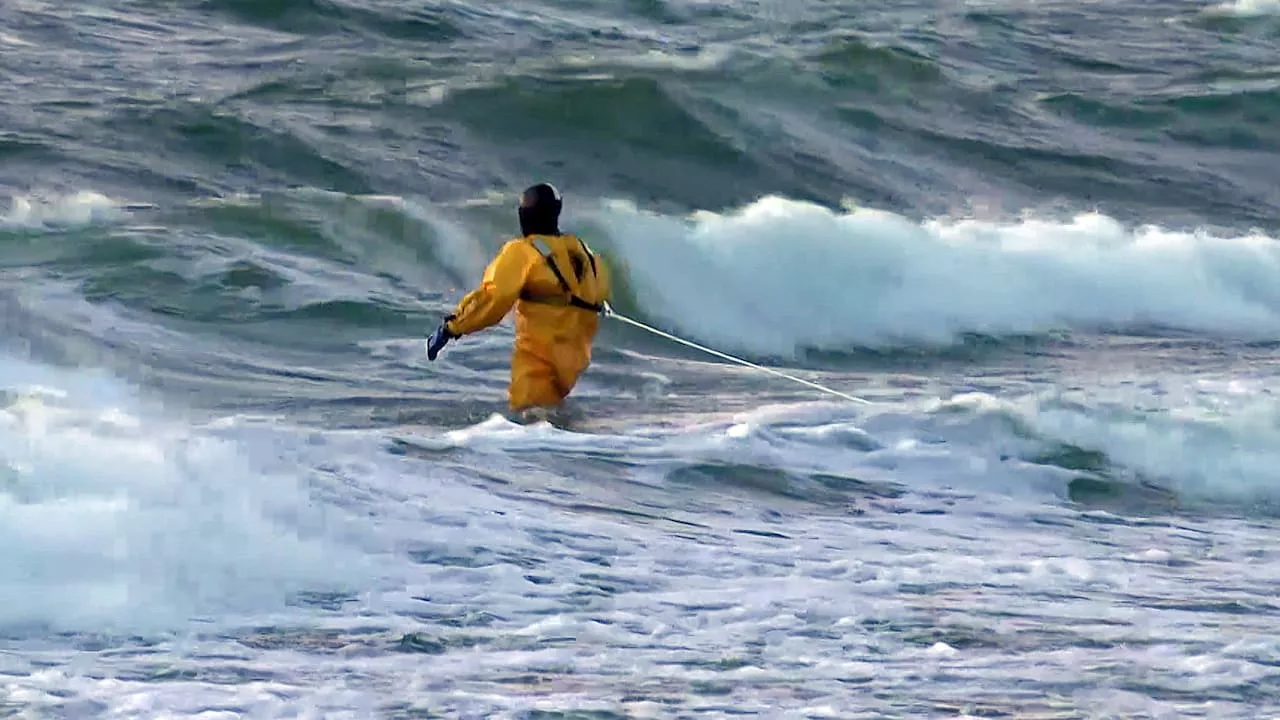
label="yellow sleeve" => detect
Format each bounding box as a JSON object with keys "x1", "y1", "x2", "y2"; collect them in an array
[
  {"x1": 596, "y1": 254, "x2": 612, "y2": 303},
  {"x1": 444, "y1": 240, "x2": 535, "y2": 336}
]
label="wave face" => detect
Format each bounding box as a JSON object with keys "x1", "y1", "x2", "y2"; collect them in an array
[
  {"x1": 586, "y1": 196, "x2": 1280, "y2": 356},
  {"x1": 3, "y1": 0, "x2": 1280, "y2": 718},
  {"x1": 3, "y1": 0, "x2": 1278, "y2": 222}
]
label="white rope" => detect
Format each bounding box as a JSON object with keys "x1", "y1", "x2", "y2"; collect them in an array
[{"x1": 601, "y1": 303, "x2": 874, "y2": 405}]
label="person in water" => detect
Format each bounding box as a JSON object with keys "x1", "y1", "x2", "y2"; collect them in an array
[{"x1": 424, "y1": 183, "x2": 612, "y2": 413}]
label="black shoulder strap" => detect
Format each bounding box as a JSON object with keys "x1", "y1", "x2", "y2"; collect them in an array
[
  {"x1": 528, "y1": 236, "x2": 603, "y2": 313},
  {"x1": 577, "y1": 237, "x2": 598, "y2": 277}
]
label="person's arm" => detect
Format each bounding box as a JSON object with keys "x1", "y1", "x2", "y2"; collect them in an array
[{"x1": 444, "y1": 240, "x2": 533, "y2": 336}]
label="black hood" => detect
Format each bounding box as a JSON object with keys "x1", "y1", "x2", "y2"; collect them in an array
[{"x1": 518, "y1": 183, "x2": 562, "y2": 236}]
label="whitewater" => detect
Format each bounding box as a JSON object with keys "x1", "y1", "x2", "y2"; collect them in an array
[
  {"x1": 1, "y1": 188, "x2": 1278, "y2": 717},
  {"x1": 4, "y1": 0, "x2": 1280, "y2": 717}
]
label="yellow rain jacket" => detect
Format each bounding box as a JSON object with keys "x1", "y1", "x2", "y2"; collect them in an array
[{"x1": 444, "y1": 234, "x2": 611, "y2": 411}]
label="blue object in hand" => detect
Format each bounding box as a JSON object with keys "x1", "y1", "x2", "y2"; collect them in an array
[{"x1": 425, "y1": 321, "x2": 455, "y2": 361}]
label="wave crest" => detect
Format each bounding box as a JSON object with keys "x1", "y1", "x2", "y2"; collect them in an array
[{"x1": 584, "y1": 195, "x2": 1280, "y2": 357}]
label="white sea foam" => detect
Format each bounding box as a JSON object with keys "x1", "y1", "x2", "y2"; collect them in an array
[
  {"x1": 0, "y1": 355, "x2": 362, "y2": 635},
  {"x1": 1, "y1": 191, "x2": 126, "y2": 229},
  {"x1": 582, "y1": 196, "x2": 1280, "y2": 357},
  {"x1": 1203, "y1": 0, "x2": 1280, "y2": 16}
]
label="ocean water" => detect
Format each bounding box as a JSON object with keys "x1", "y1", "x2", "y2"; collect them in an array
[{"x1": 3, "y1": 0, "x2": 1280, "y2": 717}]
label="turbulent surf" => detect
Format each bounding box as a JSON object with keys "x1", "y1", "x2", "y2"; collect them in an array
[{"x1": 2, "y1": 0, "x2": 1280, "y2": 717}]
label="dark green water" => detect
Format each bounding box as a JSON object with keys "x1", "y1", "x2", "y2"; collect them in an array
[{"x1": 2, "y1": 0, "x2": 1280, "y2": 717}]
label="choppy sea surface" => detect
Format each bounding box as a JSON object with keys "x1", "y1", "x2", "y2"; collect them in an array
[{"x1": 3, "y1": 0, "x2": 1280, "y2": 717}]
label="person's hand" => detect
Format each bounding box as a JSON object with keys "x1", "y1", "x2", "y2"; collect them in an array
[{"x1": 425, "y1": 319, "x2": 456, "y2": 361}]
